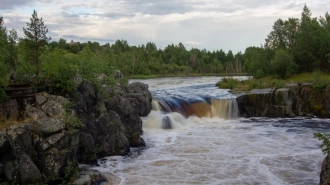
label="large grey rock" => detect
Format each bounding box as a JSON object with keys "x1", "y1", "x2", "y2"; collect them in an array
[
  {"x1": 125, "y1": 82, "x2": 152, "y2": 116},
  {"x1": 74, "y1": 79, "x2": 147, "y2": 163},
  {"x1": 26, "y1": 104, "x2": 46, "y2": 120},
  {"x1": 18, "y1": 153, "x2": 42, "y2": 183},
  {"x1": 41, "y1": 99, "x2": 64, "y2": 117},
  {"x1": 78, "y1": 133, "x2": 95, "y2": 163},
  {"x1": 35, "y1": 94, "x2": 47, "y2": 106},
  {"x1": 42, "y1": 148, "x2": 75, "y2": 181},
  {"x1": 236, "y1": 90, "x2": 273, "y2": 117},
  {"x1": 6, "y1": 124, "x2": 33, "y2": 157},
  {"x1": 31, "y1": 117, "x2": 66, "y2": 136},
  {"x1": 235, "y1": 83, "x2": 330, "y2": 118},
  {"x1": 46, "y1": 130, "x2": 70, "y2": 149},
  {"x1": 320, "y1": 153, "x2": 330, "y2": 185},
  {"x1": 103, "y1": 88, "x2": 144, "y2": 147},
  {"x1": 94, "y1": 110, "x2": 129, "y2": 156}
]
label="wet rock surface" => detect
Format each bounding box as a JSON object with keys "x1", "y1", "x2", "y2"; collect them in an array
[{"x1": 235, "y1": 83, "x2": 330, "y2": 118}]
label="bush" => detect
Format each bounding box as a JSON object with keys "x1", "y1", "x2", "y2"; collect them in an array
[
  {"x1": 270, "y1": 49, "x2": 297, "y2": 79},
  {"x1": 216, "y1": 78, "x2": 239, "y2": 89},
  {"x1": 314, "y1": 133, "x2": 330, "y2": 155},
  {"x1": 255, "y1": 69, "x2": 265, "y2": 79}
]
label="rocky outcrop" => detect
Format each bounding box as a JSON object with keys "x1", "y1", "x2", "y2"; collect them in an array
[
  {"x1": 0, "y1": 93, "x2": 79, "y2": 184},
  {"x1": 124, "y1": 82, "x2": 152, "y2": 117},
  {"x1": 74, "y1": 79, "x2": 148, "y2": 163},
  {"x1": 320, "y1": 154, "x2": 330, "y2": 185},
  {"x1": 235, "y1": 83, "x2": 330, "y2": 118},
  {"x1": 0, "y1": 78, "x2": 152, "y2": 184}
]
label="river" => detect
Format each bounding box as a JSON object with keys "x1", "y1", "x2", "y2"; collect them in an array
[{"x1": 93, "y1": 76, "x2": 329, "y2": 185}]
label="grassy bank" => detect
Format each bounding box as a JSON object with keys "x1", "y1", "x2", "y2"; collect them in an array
[
  {"x1": 216, "y1": 72, "x2": 330, "y2": 91},
  {"x1": 129, "y1": 73, "x2": 250, "y2": 79}
]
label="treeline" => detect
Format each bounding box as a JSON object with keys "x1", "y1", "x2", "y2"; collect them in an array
[
  {"x1": 244, "y1": 5, "x2": 330, "y2": 79},
  {"x1": 0, "y1": 5, "x2": 329, "y2": 98}
]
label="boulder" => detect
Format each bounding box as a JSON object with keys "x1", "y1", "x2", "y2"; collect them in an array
[
  {"x1": 236, "y1": 89, "x2": 273, "y2": 117},
  {"x1": 103, "y1": 87, "x2": 145, "y2": 147},
  {"x1": 17, "y1": 152, "x2": 43, "y2": 183},
  {"x1": 125, "y1": 82, "x2": 152, "y2": 116},
  {"x1": 26, "y1": 104, "x2": 46, "y2": 120},
  {"x1": 31, "y1": 117, "x2": 66, "y2": 136},
  {"x1": 94, "y1": 110, "x2": 129, "y2": 156},
  {"x1": 320, "y1": 153, "x2": 330, "y2": 185},
  {"x1": 6, "y1": 124, "x2": 33, "y2": 157}
]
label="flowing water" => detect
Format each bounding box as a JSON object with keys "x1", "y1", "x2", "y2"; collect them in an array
[{"x1": 93, "y1": 76, "x2": 330, "y2": 185}]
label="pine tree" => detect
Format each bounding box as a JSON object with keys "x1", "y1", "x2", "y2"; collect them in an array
[{"x1": 23, "y1": 10, "x2": 51, "y2": 77}]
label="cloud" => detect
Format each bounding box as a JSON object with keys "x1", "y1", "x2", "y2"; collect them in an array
[
  {"x1": 1, "y1": 0, "x2": 34, "y2": 10},
  {"x1": 1, "y1": 0, "x2": 329, "y2": 53},
  {"x1": 184, "y1": 41, "x2": 204, "y2": 45}
]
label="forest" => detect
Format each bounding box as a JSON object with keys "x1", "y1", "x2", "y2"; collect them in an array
[{"x1": 0, "y1": 5, "x2": 329, "y2": 100}]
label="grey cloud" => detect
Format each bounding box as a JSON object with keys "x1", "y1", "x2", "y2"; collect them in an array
[{"x1": 1, "y1": 0, "x2": 34, "y2": 10}]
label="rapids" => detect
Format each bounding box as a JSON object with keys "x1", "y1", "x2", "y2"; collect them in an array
[{"x1": 92, "y1": 76, "x2": 329, "y2": 185}]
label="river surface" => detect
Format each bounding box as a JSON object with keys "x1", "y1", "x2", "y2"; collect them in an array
[{"x1": 93, "y1": 76, "x2": 329, "y2": 185}]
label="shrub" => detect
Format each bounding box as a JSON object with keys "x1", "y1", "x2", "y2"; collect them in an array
[
  {"x1": 314, "y1": 133, "x2": 330, "y2": 154},
  {"x1": 270, "y1": 49, "x2": 297, "y2": 79}
]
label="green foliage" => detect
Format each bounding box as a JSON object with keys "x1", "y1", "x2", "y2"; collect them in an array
[
  {"x1": 312, "y1": 70, "x2": 330, "y2": 91},
  {"x1": 216, "y1": 77, "x2": 288, "y2": 90},
  {"x1": 39, "y1": 49, "x2": 78, "y2": 94},
  {"x1": 314, "y1": 133, "x2": 330, "y2": 154},
  {"x1": 63, "y1": 161, "x2": 78, "y2": 183},
  {"x1": 216, "y1": 78, "x2": 240, "y2": 89},
  {"x1": 270, "y1": 49, "x2": 297, "y2": 79},
  {"x1": 255, "y1": 69, "x2": 265, "y2": 79},
  {"x1": 271, "y1": 80, "x2": 285, "y2": 89},
  {"x1": 23, "y1": 10, "x2": 51, "y2": 77},
  {"x1": 64, "y1": 111, "x2": 82, "y2": 132},
  {"x1": 243, "y1": 47, "x2": 274, "y2": 78}
]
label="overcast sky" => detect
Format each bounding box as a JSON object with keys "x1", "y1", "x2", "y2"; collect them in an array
[{"x1": 1, "y1": 0, "x2": 329, "y2": 53}]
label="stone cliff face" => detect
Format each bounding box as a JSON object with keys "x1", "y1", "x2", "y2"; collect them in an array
[
  {"x1": 0, "y1": 93, "x2": 79, "y2": 184},
  {"x1": 235, "y1": 83, "x2": 330, "y2": 118},
  {"x1": 0, "y1": 79, "x2": 152, "y2": 184},
  {"x1": 320, "y1": 154, "x2": 330, "y2": 185},
  {"x1": 75, "y1": 79, "x2": 151, "y2": 163}
]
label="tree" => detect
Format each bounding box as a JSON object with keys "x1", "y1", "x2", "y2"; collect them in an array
[
  {"x1": 58, "y1": 38, "x2": 67, "y2": 50},
  {"x1": 0, "y1": 17, "x2": 8, "y2": 63},
  {"x1": 265, "y1": 18, "x2": 299, "y2": 51},
  {"x1": 7, "y1": 29, "x2": 18, "y2": 71},
  {"x1": 0, "y1": 17, "x2": 9, "y2": 101},
  {"x1": 270, "y1": 49, "x2": 297, "y2": 79},
  {"x1": 23, "y1": 10, "x2": 51, "y2": 77},
  {"x1": 293, "y1": 5, "x2": 321, "y2": 72}
]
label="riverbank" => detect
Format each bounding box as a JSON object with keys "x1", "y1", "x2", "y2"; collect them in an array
[
  {"x1": 129, "y1": 73, "x2": 249, "y2": 79},
  {"x1": 217, "y1": 72, "x2": 330, "y2": 91}
]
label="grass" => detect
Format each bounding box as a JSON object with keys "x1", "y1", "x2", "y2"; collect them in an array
[
  {"x1": 0, "y1": 119, "x2": 31, "y2": 130},
  {"x1": 216, "y1": 72, "x2": 330, "y2": 91}
]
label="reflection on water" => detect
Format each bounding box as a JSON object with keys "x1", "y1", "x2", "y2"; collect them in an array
[{"x1": 92, "y1": 76, "x2": 328, "y2": 185}]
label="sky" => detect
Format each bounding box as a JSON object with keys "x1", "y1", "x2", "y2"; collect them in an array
[{"x1": 1, "y1": 0, "x2": 329, "y2": 53}]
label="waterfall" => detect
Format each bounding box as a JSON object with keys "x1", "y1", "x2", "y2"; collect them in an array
[
  {"x1": 210, "y1": 99, "x2": 239, "y2": 119},
  {"x1": 143, "y1": 111, "x2": 189, "y2": 129},
  {"x1": 151, "y1": 98, "x2": 239, "y2": 121}
]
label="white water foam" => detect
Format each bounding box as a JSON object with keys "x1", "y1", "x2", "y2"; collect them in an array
[
  {"x1": 91, "y1": 77, "x2": 326, "y2": 185},
  {"x1": 93, "y1": 116, "x2": 325, "y2": 185}
]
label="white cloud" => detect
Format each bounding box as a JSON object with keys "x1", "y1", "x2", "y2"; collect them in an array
[{"x1": 1, "y1": 0, "x2": 329, "y2": 53}]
